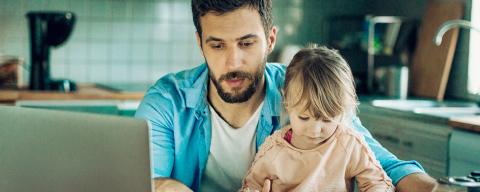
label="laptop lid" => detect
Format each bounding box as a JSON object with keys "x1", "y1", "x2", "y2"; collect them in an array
[{"x1": 0, "y1": 105, "x2": 153, "y2": 192}]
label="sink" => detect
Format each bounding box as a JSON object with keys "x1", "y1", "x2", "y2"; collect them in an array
[
  {"x1": 371, "y1": 99, "x2": 477, "y2": 111},
  {"x1": 414, "y1": 107, "x2": 480, "y2": 118},
  {"x1": 371, "y1": 99, "x2": 479, "y2": 118},
  {"x1": 414, "y1": 107, "x2": 480, "y2": 114}
]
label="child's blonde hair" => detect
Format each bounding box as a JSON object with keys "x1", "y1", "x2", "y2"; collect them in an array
[{"x1": 283, "y1": 45, "x2": 358, "y2": 123}]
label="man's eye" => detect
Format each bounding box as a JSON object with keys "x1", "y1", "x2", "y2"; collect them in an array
[
  {"x1": 240, "y1": 41, "x2": 254, "y2": 47},
  {"x1": 322, "y1": 119, "x2": 332, "y2": 123},
  {"x1": 210, "y1": 43, "x2": 224, "y2": 49},
  {"x1": 298, "y1": 116, "x2": 310, "y2": 121}
]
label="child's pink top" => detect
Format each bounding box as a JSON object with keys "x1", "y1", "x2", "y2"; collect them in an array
[{"x1": 241, "y1": 125, "x2": 394, "y2": 192}]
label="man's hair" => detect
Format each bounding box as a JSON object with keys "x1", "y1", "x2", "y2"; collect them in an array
[
  {"x1": 283, "y1": 44, "x2": 358, "y2": 121},
  {"x1": 191, "y1": 0, "x2": 273, "y2": 38}
]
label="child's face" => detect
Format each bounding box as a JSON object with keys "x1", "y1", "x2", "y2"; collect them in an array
[{"x1": 287, "y1": 105, "x2": 340, "y2": 143}]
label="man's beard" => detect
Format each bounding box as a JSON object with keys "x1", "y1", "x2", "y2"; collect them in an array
[{"x1": 209, "y1": 61, "x2": 266, "y2": 103}]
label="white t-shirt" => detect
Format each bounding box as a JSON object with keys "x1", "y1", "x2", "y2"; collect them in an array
[{"x1": 200, "y1": 102, "x2": 264, "y2": 192}]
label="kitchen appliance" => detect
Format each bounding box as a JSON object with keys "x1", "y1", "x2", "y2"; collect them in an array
[
  {"x1": 439, "y1": 171, "x2": 480, "y2": 192},
  {"x1": 374, "y1": 65, "x2": 409, "y2": 99},
  {"x1": 27, "y1": 11, "x2": 76, "y2": 92}
]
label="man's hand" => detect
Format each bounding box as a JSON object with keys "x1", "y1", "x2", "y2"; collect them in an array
[
  {"x1": 154, "y1": 178, "x2": 192, "y2": 192},
  {"x1": 396, "y1": 173, "x2": 438, "y2": 192}
]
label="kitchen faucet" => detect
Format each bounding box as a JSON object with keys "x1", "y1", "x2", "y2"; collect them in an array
[
  {"x1": 434, "y1": 19, "x2": 480, "y2": 107},
  {"x1": 434, "y1": 19, "x2": 480, "y2": 46}
]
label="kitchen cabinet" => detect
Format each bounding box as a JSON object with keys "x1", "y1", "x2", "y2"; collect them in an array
[
  {"x1": 449, "y1": 129, "x2": 480, "y2": 176},
  {"x1": 358, "y1": 103, "x2": 452, "y2": 178}
]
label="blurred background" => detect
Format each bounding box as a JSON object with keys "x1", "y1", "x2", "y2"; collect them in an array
[
  {"x1": 0, "y1": 0, "x2": 477, "y2": 101},
  {"x1": 1, "y1": 0, "x2": 480, "y2": 186}
]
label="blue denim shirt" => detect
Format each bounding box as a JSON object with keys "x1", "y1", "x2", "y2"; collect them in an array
[{"x1": 135, "y1": 63, "x2": 424, "y2": 191}]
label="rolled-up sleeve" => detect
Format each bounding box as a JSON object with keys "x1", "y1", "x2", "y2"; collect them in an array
[
  {"x1": 135, "y1": 89, "x2": 175, "y2": 178},
  {"x1": 351, "y1": 116, "x2": 425, "y2": 185}
]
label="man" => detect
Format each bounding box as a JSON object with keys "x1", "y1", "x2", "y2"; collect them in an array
[{"x1": 135, "y1": 0, "x2": 438, "y2": 191}]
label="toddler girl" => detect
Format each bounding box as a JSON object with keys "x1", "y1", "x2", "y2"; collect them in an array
[{"x1": 241, "y1": 46, "x2": 394, "y2": 192}]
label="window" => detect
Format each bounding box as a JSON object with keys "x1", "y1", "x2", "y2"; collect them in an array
[{"x1": 468, "y1": 0, "x2": 480, "y2": 95}]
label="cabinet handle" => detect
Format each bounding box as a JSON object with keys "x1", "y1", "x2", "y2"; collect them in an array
[
  {"x1": 403, "y1": 141, "x2": 413, "y2": 148},
  {"x1": 373, "y1": 133, "x2": 400, "y2": 144},
  {"x1": 385, "y1": 135, "x2": 400, "y2": 144}
]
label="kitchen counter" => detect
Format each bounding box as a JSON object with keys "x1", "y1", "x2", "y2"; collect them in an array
[
  {"x1": 358, "y1": 96, "x2": 480, "y2": 133},
  {"x1": 359, "y1": 96, "x2": 459, "y2": 124},
  {"x1": 449, "y1": 116, "x2": 480, "y2": 133},
  {"x1": 0, "y1": 84, "x2": 145, "y2": 104}
]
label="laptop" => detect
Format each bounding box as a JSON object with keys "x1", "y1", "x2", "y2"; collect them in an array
[{"x1": 0, "y1": 105, "x2": 153, "y2": 192}]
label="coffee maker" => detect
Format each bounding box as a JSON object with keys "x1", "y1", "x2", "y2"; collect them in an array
[{"x1": 27, "y1": 11, "x2": 76, "y2": 92}]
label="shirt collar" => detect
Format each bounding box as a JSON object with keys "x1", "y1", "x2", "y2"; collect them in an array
[
  {"x1": 183, "y1": 64, "x2": 209, "y2": 110},
  {"x1": 262, "y1": 66, "x2": 282, "y2": 117}
]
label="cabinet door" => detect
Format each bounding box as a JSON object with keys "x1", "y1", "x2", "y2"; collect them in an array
[
  {"x1": 450, "y1": 159, "x2": 480, "y2": 176},
  {"x1": 449, "y1": 129, "x2": 480, "y2": 176}
]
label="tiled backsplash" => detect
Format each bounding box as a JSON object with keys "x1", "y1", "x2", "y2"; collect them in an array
[
  {"x1": 0, "y1": 0, "x2": 305, "y2": 85},
  {"x1": 0, "y1": 0, "x2": 204, "y2": 84}
]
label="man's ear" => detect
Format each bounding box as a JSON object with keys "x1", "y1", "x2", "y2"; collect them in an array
[
  {"x1": 195, "y1": 31, "x2": 204, "y2": 57},
  {"x1": 267, "y1": 26, "x2": 277, "y2": 54}
]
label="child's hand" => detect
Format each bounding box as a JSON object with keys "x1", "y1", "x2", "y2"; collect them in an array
[
  {"x1": 242, "y1": 179, "x2": 271, "y2": 192},
  {"x1": 261, "y1": 179, "x2": 271, "y2": 192}
]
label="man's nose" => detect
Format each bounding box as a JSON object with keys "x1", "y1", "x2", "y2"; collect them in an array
[{"x1": 225, "y1": 47, "x2": 243, "y2": 69}]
